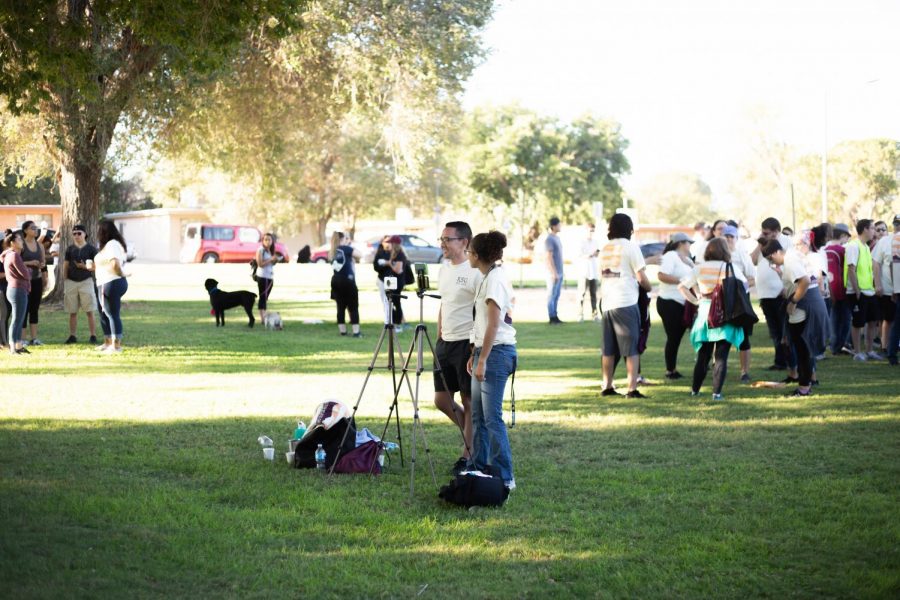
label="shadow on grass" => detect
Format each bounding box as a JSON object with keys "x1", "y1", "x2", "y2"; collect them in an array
[{"x1": 0, "y1": 416, "x2": 898, "y2": 597}]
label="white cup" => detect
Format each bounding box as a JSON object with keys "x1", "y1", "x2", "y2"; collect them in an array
[
  {"x1": 285, "y1": 451, "x2": 295, "y2": 464},
  {"x1": 263, "y1": 447, "x2": 275, "y2": 460},
  {"x1": 85, "y1": 259, "x2": 93, "y2": 269}
]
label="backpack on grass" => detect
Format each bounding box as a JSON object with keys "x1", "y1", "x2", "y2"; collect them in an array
[{"x1": 439, "y1": 471, "x2": 509, "y2": 508}]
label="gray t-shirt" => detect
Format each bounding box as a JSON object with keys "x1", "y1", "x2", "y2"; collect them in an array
[{"x1": 545, "y1": 234, "x2": 563, "y2": 274}]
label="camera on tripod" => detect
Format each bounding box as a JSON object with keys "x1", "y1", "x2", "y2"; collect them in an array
[
  {"x1": 415, "y1": 263, "x2": 429, "y2": 294},
  {"x1": 384, "y1": 276, "x2": 399, "y2": 291}
]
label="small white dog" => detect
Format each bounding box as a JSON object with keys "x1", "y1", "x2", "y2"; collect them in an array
[{"x1": 263, "y1": 312, "x2": 284, "y2": 331}]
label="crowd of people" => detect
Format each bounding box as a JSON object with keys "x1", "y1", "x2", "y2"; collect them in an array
[
  {"x1": 2, "y1": 220, "x2": 130, "y2": 355},
  {"x1": 546, "y1": 212, "x2": 899, "y2": 403}
]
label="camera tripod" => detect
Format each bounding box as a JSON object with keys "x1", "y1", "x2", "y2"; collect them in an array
[{"x1": 330, "y1": 281, "x2": 469, "y2": 498}]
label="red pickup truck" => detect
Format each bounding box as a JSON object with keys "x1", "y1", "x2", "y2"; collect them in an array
[{"x1": 180, "y1": 223, "x2": 290, "y2": 263}]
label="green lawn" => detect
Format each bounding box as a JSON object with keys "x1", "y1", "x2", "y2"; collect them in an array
[{"x1": 1, "y1": 264, "x2": 898, "y2": 598}]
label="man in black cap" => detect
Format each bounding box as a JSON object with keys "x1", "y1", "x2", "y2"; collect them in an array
[
  {"x1": 545, "y1": 216, "x2": 564, "y2": 324},
  {"x1": 62, "y1": 224, "x2": 98, "y2": 344}
]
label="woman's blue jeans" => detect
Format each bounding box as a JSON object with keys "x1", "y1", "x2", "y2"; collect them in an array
[
  {"x1": 99, "y1": 278, "x2": 128, "y2": 339},
  {"x1": 6, "y1": 286, "x2": 27, "y2": 347},
  {"x1": 469, "y1": 344, "x2": 517, "y2": 484}
]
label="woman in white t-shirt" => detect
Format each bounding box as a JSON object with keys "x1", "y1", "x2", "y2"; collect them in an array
[
  {"x1": 724, "y1": 225, "x2": 758, "y2": 383},
  {"x1": 761, "y1": 237, "x2": 828, "y2": 396},
  {"x1": 656, "y1": 233, "x2": 695, "y2": 380},
  {"x1": 94, "y1": 220, "x2": 129, "y2": 353},
  {"x1": 465, "y1": 231, "x2": 517, "y2": 491}
]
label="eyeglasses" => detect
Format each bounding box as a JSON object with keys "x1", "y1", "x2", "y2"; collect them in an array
[
  {"x1": 439, "y1": 236, "x2": 463, "y2": 243},
  {"x1": 875, "y1": 228, "x2": 887, "y2": 233},
  {"x1": 72, "y1": 232, "x2": 84, "y2": 236}
]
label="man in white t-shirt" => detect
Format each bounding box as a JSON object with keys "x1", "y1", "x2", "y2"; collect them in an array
[
  {"x1": 598, "y1": 213, "x2": 651, "y2": 398},
  {"x1": 751, "y1": 217, "x2": 798, "y2": 378},
  {"x1": 433, "y1": 221, "x2": 483, "y2": 474},
  {"x1": 578, "y1": 223, "x2": 600, "y2": 322},
  {"x1": 871, "y1": 218, "x2": 896, "y2": 354}
]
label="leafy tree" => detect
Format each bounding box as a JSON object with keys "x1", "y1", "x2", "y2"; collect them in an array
[
  {"x1": 0, "y1": 170, "x2": 60, "y2": 205},
  {"x1": 463, "y1": 105, "x2": 629, "y2": 245},
  {"x1": 156, "y1": 0, "x2": 492, "y2": 243},
  {"x1": 630, "y1": 172, "x2": 716, "y2": 225},
  {"x1": 0, "y1": 0, "x2": 302, "y2": 296}
]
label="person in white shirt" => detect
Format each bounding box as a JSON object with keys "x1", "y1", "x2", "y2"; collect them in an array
[
  {"x1": 691, "y1": 219, "x2": 726, "y2": 265},
  {"x1": 886, "y1": 214, "x2": 900, "y2": 365},
  {"x1": 433, "y1": 221, "x2": 482, "y2": 474},
  {"x1": 598, "y1": 214, "x2": 651, "y2": 398},
  {"x1": 724, "y1": 225, "x2": 757, "y2": 383},
  {"x1": 751, "y1": 217, "x2": 798, "y2": 379},
  {"x1": 465, "y1": 231, "x2": 517, "y2": 491},
  {"x1": 871, "y1": 219, "x2": 896, "y2": 353},
  {"x1": 678, "y1": 238, "x2": 747, "y2": 401},
  {"x1": 655, "y1": 232, "x2": 695, "y2": 380},
  {"x1": 761, "y1": 238, "x2": 829, "y2": 396},
  {"x1": 578, "y1": 223, "x2": 600, "y2": 322},
  {"x1": 94, "y1": 220, "x2": 129, "y2": 353}
]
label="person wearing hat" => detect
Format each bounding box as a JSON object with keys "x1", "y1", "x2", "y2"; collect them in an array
[
  {"x1": 872, "y1": 216, "x2": 897, "y2": 356},
  {"x1": 724, "y1": 224, "x2": 757, "y2": 382},
  {"x1": 825, "y1": 223, "x2": 852, "y2": 354},
  {"x1": 545, "y1": 216, "x2": 564, "y2": 324},
  {"x1": 887, "y1": 214, "x2": 900, "y2": 365},
  {"x1": 655, "y1": 232, "x2": 695, "y2": 379},
  {"x1": 62, "y1": 224, "x2": 99, "y2": 344}
]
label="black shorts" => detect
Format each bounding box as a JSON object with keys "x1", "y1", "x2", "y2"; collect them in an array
[
  {"x1": 879, "y1": 295, "x2": 896, "y2": 322},
  {"x1": 850, "y1": 294, "x2": 879, "y2": 327},
  {"x1": 433, "y1": 339, "x2": 472, "y2": 394},
  {"x1": 739, "y1": 322, "x2": 754, "y2": 351}
]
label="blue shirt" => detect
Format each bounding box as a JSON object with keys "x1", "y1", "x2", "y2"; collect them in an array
[{"x1": 545, "y1": 234, "x2": 563, "y2": 274}]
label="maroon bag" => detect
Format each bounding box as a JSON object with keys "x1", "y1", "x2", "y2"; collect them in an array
[
  {"x1": 682, "y1": 301, "x2": 698, "y2": 327},
  {"x1": 707, "y1": 282, "x2": 726, "y2": 328},
  {"x1": 333, "y1": 441, "x2": 383, "y2": 475}
]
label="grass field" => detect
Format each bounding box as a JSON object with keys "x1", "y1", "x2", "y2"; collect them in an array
[{"x1": 1, "y1": 264, "x2": 898, "y2": 598}]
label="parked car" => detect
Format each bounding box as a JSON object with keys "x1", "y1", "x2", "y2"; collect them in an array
[
  {"x1": 361, "y1": 234, "x2": 443, "y2": 264},
  {"x1": 639, "y1": 242, "x2": 666, "y2": 260},
  {"x1": 309, "y1": 241, "x2": 367, "y2": 264},
  {"x1": 180, "y1": 223, "x2": 290, "y2": 263}
]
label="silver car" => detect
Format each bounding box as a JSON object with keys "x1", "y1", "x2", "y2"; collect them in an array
[{"x1": 362, "y1": 234, "x2": 443, "y2": 264}]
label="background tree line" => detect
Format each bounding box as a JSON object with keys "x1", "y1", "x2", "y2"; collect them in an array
[{"x1": 1, "y1": 0, "x2": 897, "y2": 258}]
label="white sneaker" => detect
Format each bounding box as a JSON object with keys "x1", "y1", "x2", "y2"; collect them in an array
[
  {"x1": 853, "y1": 353, "x2": 867, "y2": 362},
  {"x1": 505, "y1": 480, "x2": 516, "y2": 492},
  {"x1": 102, "y1": 345, "x2": 122, "y2": 354},
  {"x1": 866, "y1": 351, "x2": 884, "y2": 361},
  {"x1": 29, "y1": 339, "x2": 43, "y2": 346}
]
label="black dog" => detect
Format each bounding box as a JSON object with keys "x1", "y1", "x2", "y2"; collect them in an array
[{"x1": 204, "y1": 278, "x2": 256, "y2": 327}]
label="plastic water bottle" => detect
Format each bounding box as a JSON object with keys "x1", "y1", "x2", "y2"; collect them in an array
[
  {"x1": 315, "y1": 444, "x2": 326, "y2": 471},
  {"x1": 257, "y1": 435, "x2": 273, "y2": 448},
  {"x1": 293, "y1": 421, "x2": 307, "y2": 440}
]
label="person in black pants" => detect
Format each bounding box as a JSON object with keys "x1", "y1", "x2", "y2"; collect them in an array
[
  {"x1": 329, "y1": 231, "x2": 362, "y2": 337},
  {"x1": 655, "y1": 233, "x2": 696, "y2": 379}
]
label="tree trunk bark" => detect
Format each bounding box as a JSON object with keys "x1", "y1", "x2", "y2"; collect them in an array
[{"x1": 45, "y1": 148, "x2": 105, "y2": 303}]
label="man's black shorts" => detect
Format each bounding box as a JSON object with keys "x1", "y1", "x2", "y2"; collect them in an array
[
  {"x1": 878, "y1": 294, "x2": 896, "y2": 323},
  {"x1": 850, "y1": 294, "x2": 879, "y2": 328},
  {"x1": 433, "y1": 339, "x2": 472, "y2": 394}
]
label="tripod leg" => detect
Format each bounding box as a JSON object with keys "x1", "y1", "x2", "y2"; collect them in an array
[
  {"x1": 379, "y1": 325, "x2": 406, "y2": 468},
  {"x1": 329, "y1": 324, "x2": 391, "y2": 474}
]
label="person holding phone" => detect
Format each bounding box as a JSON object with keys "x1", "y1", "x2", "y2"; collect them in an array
[
  {"x1": 19, "y1": 220, "x2": 46, "y2": 346},
  {"x1": 63, "y1": 224, "x2": 99, "y2": 344}
]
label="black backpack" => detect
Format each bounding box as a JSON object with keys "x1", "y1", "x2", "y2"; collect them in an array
[
  {"x1": 292, "y1": 417, "x2": 356, "y2": 469},
  {"x1": 439, "y1": 472, "x2": 509, "y2": 508}
]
